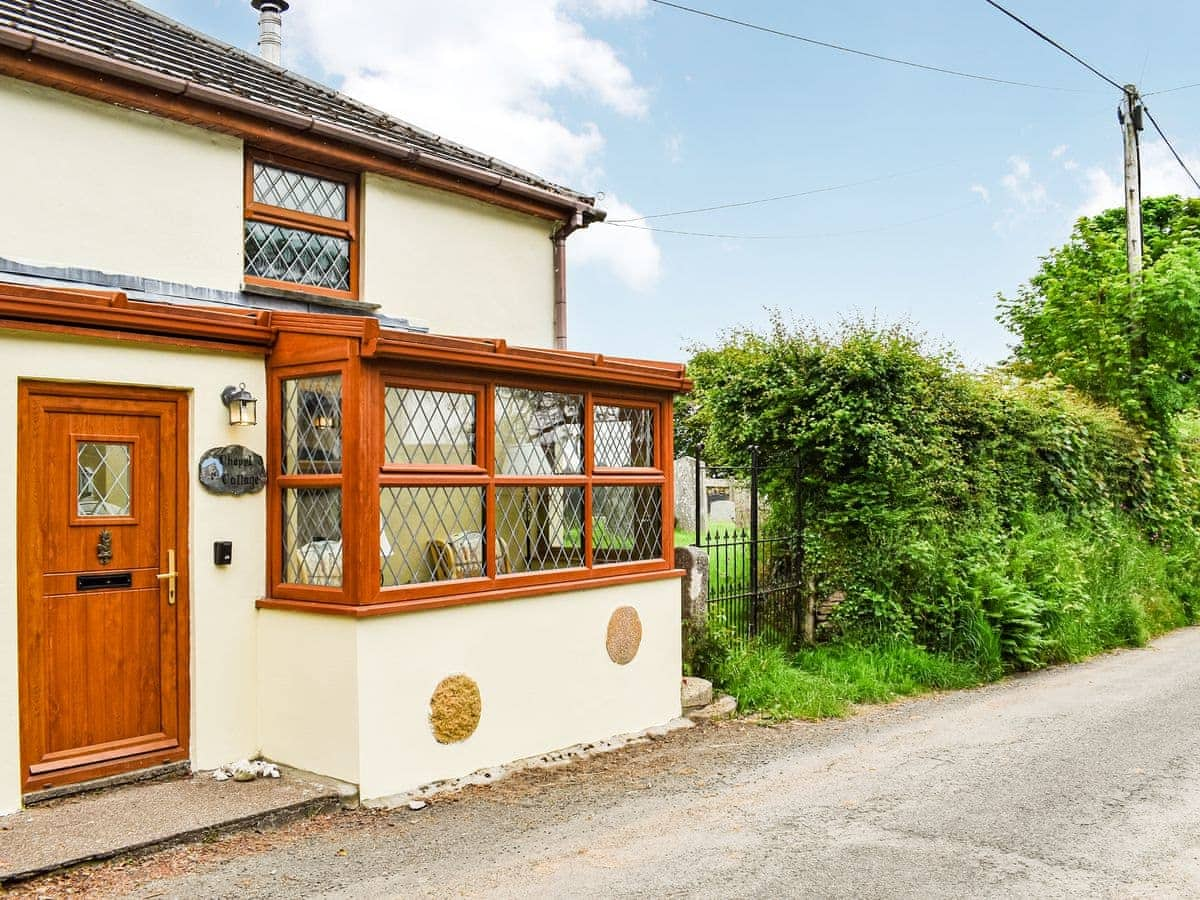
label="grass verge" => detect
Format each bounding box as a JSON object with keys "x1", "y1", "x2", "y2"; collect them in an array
[{"x1": 711, "y1": 640, "x2": 987, "y2": 721}]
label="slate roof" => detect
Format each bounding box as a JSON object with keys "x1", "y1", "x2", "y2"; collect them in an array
[{"x1": 0, "y1": 0, "x2": 596, "y2": 208}]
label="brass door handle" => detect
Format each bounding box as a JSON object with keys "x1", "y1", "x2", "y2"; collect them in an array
[{"x1": 157, "y1": 548, "x2": 178, "y2": 605}]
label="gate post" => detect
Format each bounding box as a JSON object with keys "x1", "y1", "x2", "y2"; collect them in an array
[
  {"x1": 749, "y1": 445, "x2": 759, "y2": 638},
  {"x1": 796, "y1": 456, "x2": 810, "y2": 643},
  {"x1": 676, "y1": 545, "x2": 709, "y2": 669}
]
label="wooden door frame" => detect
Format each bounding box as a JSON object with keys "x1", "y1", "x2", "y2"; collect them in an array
[{"x1": 17, "y1": 380, "x2": 191, "y2": 795}]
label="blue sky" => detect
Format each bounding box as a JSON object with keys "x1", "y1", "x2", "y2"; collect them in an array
[{"x1": 146, "y1": 1, "x2": 1199, "y2": 367}]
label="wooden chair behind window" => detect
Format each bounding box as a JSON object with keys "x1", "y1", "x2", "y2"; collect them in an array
[{"x1": 427, "y1": 531, "x2": 510, "y2": 581}]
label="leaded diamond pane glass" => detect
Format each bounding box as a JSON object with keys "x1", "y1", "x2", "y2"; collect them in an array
[
  {"x1": 245, "y1": 221, "x2": 350, "y2": 292},
  {"x1": 253, "y1": 162, "x2": 347, "y2": 220},
  {"x1": 385, "y1": 387, "x2": 476, "y2": 466},
  {"x1": 594, "y1": 405, "x2": 655, "y2": 468},
  {"x1": 380, "y1": 487, "x2": 486, "y2": 586},
  {"x1": 283, "y1": 488, "x2": 342, "y2": 586},
  {"x1": 495, "y1": 387, "x2": 583, "y2": 476},
  {"x1": 593, "y1": 485, "x2": 663, "y2": 563},
  {"x1": 496, "y1": 486, "x2": 585, "y2": 573},
  {"x1": 77, "y1": 442, "x2": 132, "y2": 516},
  {"x1": 282, "y1": 375, "x2": 342, "y2": 474}
]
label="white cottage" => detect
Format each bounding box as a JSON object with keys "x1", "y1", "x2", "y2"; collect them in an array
[{"x1": 0, "y1": 0, "x2": 687, "y2": 812}]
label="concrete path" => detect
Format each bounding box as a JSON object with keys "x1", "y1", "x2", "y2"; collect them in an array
[
  {"x1": 20, "y1": 628, "x2": 1200, "y2": 898},
  {"x1": 0, "y1": 767, "x2": 345, "y2": 884}
]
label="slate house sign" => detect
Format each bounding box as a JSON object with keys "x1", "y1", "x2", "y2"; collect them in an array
[{"x1": 198, "y1": 445, "x2": 267, "y2": 495}]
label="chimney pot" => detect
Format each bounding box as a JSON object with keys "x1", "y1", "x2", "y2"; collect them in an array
[{"x1": 250, "y1": 0, "x2": 290, "y2": 66}]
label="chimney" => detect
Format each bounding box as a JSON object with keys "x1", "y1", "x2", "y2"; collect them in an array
[{"x1": 250, "y1": 0, "x2": 290, "y2": 66}]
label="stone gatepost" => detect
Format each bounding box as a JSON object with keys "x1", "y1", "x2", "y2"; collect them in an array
[
  {"x1": 674, "y1": 456, "x2": 707, "y2": 537},
  {"x1": 675, "y1": 545, "x2": 708, "y2": 669}
]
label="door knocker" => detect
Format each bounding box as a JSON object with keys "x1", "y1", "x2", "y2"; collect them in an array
[{"x1": 97, "y1": 530, "x2": 113, "y2": 565}]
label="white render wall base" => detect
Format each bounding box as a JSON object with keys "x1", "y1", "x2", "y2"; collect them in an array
[
  {"x1": 364, "y1": 714, "x2": 695, "y2": 808},
  {"x1": 0, "y1": 331, "x2": 267, "y2": 815},
  {"x1": 256, "y1": 611, "x2": 360, "y2": 785},
  {"x1": 257, "y1": 577, "x2": 682, "y2": 802}
]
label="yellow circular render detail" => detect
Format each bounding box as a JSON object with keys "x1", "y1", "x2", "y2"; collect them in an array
[
  {"x1": 606, "y1": 606, "x2": 643, "y2": 665},
  {"x1": 429, "y1": 674, "x2": 482, "y2": 744}
]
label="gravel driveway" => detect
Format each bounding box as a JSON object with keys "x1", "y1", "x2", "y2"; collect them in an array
[{"x1": 19, "y1": 627, "x2": 1200, "y2": 898}]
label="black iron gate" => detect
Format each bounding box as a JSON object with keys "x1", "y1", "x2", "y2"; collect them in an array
[{"x1": 690, "y1": 447, "x2": 807, "y2": 645}]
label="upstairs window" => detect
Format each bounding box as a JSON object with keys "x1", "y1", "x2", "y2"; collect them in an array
[{"x1": 244, "y1": 151, "x2": 358, "y2": 300}]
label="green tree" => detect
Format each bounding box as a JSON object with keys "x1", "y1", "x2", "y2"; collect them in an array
[{"x1": 999, "y1": 196, "x2": 1200, "y2": 435}]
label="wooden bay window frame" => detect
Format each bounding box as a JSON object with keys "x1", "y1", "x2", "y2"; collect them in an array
[
  {"x1": 377, "y1": 376, "x2": 493, "y2": 598},
  {"x1": 263, "y1": 325, "x2": 686, "y2": 617},
  {"x1": 267, "y1": 347, "x2": 372, "y2": 605},
  {"x1": 376, "y1": 373, "x2": 673, "y2": 606},
  {"x1": 244, "y1": 149, "x2": 360, "y2": 302}
]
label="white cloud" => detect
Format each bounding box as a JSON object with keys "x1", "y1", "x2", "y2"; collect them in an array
[
  {"x1": 664, "y1": 133, "x2": 684, "y2": 164},
  {"x1": 567, "y1": 0, "x2": 649, "y2": 15},
  {"x1": 969, "y1": 184, "x2": 991, "y2": 203},
  {"x1": 1076, "y1": 140, "x2": 1200, "y2": 217},
  {"x1": 1051, "y1": 144, "x2": 1069, "y2": 159},
  {"x1": 1001, "y1": 155, "x2": 1048, "y2": 210},
  {"x1": 1078, "y1": 167, "x2": 1122, "y2": 217},
  {"x1": 285, "y1": 0, "x2": 661, "y2": 289},
  {"x1": 287, "y1": 1, "x2": 647, "y2": 179},
  {"x1": 990, "y1": 155, "x2": 1055, "y2": 234},
  {"x1": 571, "y1": 195, "x2": 662, "y2": 291}
]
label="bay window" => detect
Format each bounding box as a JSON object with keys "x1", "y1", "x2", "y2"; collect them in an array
[{"x1": 266, "y1": 329, "x2": 684, "y2": 615}]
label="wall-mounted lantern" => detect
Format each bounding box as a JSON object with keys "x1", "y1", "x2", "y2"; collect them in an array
[
  {"x1": 306, "y1": 390, "x2": 339, "y2": 430},
  {"x1": 221, "y1": 383, "x2": 258, "y2": 426}
]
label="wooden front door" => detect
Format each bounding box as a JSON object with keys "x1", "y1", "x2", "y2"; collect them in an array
[{"x1": 18, "y1": 383, "x2": 189, "y2": 794}]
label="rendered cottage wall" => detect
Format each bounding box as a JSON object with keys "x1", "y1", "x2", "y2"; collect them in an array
[
  {"x1": 256, "y1": 577, "x2": 680, "y2": 802},
  {"x1": 0, "y1": 76, "x2": 245, "y2": 293},
  {"x1": 0, "y1": 77, "x2": 561, "y2": 348},
  {"x1": 360, "y1": 174, "x2": 557, "y2": 346},
  {"x1": 0, "y1": 332, "x2": 266, "y2": 815}
]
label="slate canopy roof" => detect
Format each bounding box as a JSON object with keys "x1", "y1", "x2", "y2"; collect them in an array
[{"x1": 0, "y1": 0, "x2": 600, "y2": 215}]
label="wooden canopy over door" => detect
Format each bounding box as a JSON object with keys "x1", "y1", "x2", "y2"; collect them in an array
[{"x1": 18, "y1": 382, "x2": 189, "y2": 794}]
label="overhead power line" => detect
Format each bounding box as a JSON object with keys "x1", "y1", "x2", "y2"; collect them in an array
[
  {"x1": 603, "y1": 198, "x2": 982, "y2": 241},
  {"x1": 646, "y1": 0, "x2": 1092, "y2": 93},
  {"x1": 1141, "y1": 105, "x2": 1200, "y2": 193},
  {"x1": 1144, "y1": 82, "x2": 1200, "y2": 98},
  {"x1": 981, "y1": 0, "x2": 1124, "y2": 92},
  {"x1": 982, "y1": 2, "x2": 1199, "y2": 215},
  {"x1": 607, "y1": 162, "x2": 957, "y2": 224}
]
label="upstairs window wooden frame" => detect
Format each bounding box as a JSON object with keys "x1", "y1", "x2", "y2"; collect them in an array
[{"x1": 243, "y1": 150, "x2": 360, "y2": 301}]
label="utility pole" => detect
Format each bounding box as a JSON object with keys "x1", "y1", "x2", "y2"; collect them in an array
[{"x1": 1119, "y1": 84, "x2": 1144, "y2": 275}]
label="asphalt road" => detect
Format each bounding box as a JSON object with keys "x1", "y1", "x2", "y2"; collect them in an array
[{"x1": 48, "y1": 627, "x2": 1200, "y2": 898}]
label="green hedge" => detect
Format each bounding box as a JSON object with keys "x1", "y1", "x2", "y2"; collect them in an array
[{"x1": 684, "y1": 318, "x2": 1200, "y2": 674}]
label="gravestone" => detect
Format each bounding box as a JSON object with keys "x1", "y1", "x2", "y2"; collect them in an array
[
  {"x1": 674, "y1": 456, "x2": 707, "y2": 535},
  {"x1": 731, "y1": 481, "x2": 765, "y2": 528},
  {"x1": 709, "y1": 499, "x2": 736, "y2": 524}
]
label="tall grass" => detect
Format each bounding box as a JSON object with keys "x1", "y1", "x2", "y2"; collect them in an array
[
  {"x1": 704, "y1": 510, "x2": 1200, "y2": 722},
  {"x1": 712, "y1": 640, "x2": 986, "y2": 721}
]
